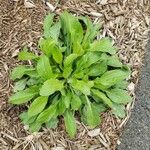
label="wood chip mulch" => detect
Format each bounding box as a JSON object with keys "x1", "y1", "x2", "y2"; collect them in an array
[{"x1": 0, "y1": 0, "x2": 149, "y2": 150}]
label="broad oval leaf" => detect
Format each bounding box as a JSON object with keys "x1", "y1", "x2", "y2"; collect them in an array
[
  {"x1": 11, "y1": 65, "x2": 34, "y2": 81},
  {"x1": 95, "y1": 69, "x2": 130, "y2": 89},
  {"x1": 39, "y1": 38, "x2": 56, "y2": 57},
  {"x1": 43, "y1": 13, "x2": 55, "y2": 38},
  {"x1": 88, "y1": 61, "x2": 107, "y2": 76},
  {"x1": 106, "y1": 89, "x2": 132, "y2": 104},
  {"x1": 91, "y1": 89, "x2": 113, "y2": 107},
  {"x1": 37, "y1": 55, "x2": 53, "y2": 80},
  {"x1": 107, "y1": 55, "x2": 122, "y2": 67},
  {"x1": 71, "y1": 93, "x2": 82, "y2": 111},
  {"x1": 83, "y1": 96, "x2": 101, "y2": 128},
  {"x1": 69, "y1": 79, "x2": 94, "y2": 95},
  {"x1": 89, "y1": 38, "x2": 117, "y2": 54},
  {"x1": 64, "y1": 110, "x2": 77, "y2": 138},
  {"x1": 28, "y1": 96, "x2": 48, "y2": 117},
  {"x1": 36, "y1": 103, "x2": 57, "y2": 123},
  {"x1": 112, "y1": 103, "x2": 126, "y2": 118},
  {"x1": 13, "y1": 78, "x2": 27, "y2": 92},
  {"x1": 52, "y1": 47, "x2": 63, "y2": 64},
  {"x1": 18, "y1": 51, "x2": 38, "y2": 60},
  {"x1": 40, "y1": 79, "x2": 64, "y2": 96},
  {"x1": 9, "y1": 86, "x2": 39, "y2": 104}
]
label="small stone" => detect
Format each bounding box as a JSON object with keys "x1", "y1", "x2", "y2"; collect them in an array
[{"x1": 88, "y1": 128, "x2": 100, "y2": 137}]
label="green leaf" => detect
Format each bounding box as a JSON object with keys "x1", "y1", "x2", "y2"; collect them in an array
[
  {"x1": 81, "y1": 16, "x2": 100, "y2": 49},
  {"x1": 9, "y1": 86, "x2": 39, "y2": 104},
  {"x1": 11, "y1": 65, "x2": 34, "y2": 81},
  {"x1": 37, "y1": 55, "x2": 53, "y2": 80},
  {"x1": 63, "y1": 92, "x2": 71, "y2": 108},
  {"x1": 28, "y1": 96, "x2": 48, "y2": 117},
  {"x1": 48, "y1": 21, "x2": 61, "y2": 41},
  {"x1": 69, "y1": 79, "x2": 94, "y2": 95},
  {"x1": 64, "y1": 54, "x2": 78, "y2": 67},
  {"x1": 91, "y1": 89, "x2": 113, "y2": 107},
  {"x1": 40, "y1": 79, "x2": 64, "y2": 96},
  {"x1": 84, "y1": 96, "x2": 101, "y2": 128},
  {"x1": 95, "y1": 69, "x2": 130, "y2": 89},
  {"x1": 46, "y1": 117, "x2": 59, "y2": 129},
  {"x1": 89, "y1": 38, "x2": 117, "y2": 54},
  {"x1": 13, "y1": 79, "x2": 27, "y2": 92},
  {"x1": 76, "y1": 52, "x2": 102, "y2": 70},
  {"x1": 29, "y1": 122, "x2": 42, "y2": 133},
  {"x1": 26, "y1": 78, "x2": 41, "y2": 86},
  {"x1": 107, "y1": 55, "x2": 122, "y2": 67},
  {"x1": 20, "y1": 112, "x2": 37, "y2": 125},
  {"x1": 73, "y1": 42, "x2": 84, "y2": 55},
  {"x1": 106, "y1": 89, "x2": 132, "y2": 104},
  {"x1": 92, "y1": 102, "x2": 107, "y2": 114},
  {"x1": 63, "y1": 54, "x2": 78, "y2": 78},
  {"x1": 43, "y1": 13, "x2": 55, "y2": 38},
  {"x1": 36, "y1": 103, "x2": 57, "y2": 123},
  {"x1": 112, "y1": 103, "x2": 126, "y2": 118},
  {"x1": 114, "y1": 81, "x2": 128, "y2": 89},
  {"x1": 88, "y1": 61, "x2": 107, "y2": 76},
  {"x1": 64, "y1": 110, "x2": 77, "y2": 138},
  {"x1": 52, "y1": 47, "x2": 63, "y2": 64},
  {"x1": 71, "y1": 93, "x2": 82, "y2": 111},
  {"x1": 57, "y1": 97, "x2": 66, "y2": 115},
  {"x1": 39, "y1": 38, "x2": 56, "y2": 57},
  {"x1": 18, "y1": 51, "x2": 38, "y2": 60},
  {"x1": 60, "y1": 11, "x2": 83, "y2": 47}
]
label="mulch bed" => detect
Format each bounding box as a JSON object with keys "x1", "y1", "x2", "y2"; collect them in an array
[{"x1": 0, "y1": 0, "x2": 149, "y2": 149}]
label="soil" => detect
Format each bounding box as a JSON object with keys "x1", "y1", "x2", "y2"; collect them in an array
[{"x1": 0, "y1": 0, "x2": 149, "y2": 150}]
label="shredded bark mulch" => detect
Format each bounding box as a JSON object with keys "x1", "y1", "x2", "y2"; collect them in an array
[{"x1": 0, "y1": 0, "x2": 149, "y2": 149}]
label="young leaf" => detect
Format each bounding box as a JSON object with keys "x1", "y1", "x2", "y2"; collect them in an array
[
  {"x1": 112, "y1": 103, "x2": 126, "y2": 118},
  {"x1": 43, "y1": 13, "x2": 55, "y2": 38},
  {"x1": 39, "y1": 38, "x2": 56, "y2": 57},
  {"x1": 94, "y1": 69, "x2": 130, "y2": 89},
  {"x1": 60, "y1": 11, "x2": 83, "y2": 50},
  {"x1": 64, "y1": 110, "x2": 77, "y2": 138},
  {"x1": 106, "y1": 89, "x2": 132, "y2": 104},
  {"x1": 89, "y1": 38, "x2": 117, "y2": 54},
  {"x1": 36, "y1": 103, "x2": 57, "y2": 123},
  {"x1": 13, "y1": 78, "x2": 27, "y2": 92},
  {"x1": 40, "y1": 79, "x2": 64, "y2": 96},
  {"x1": 9, "y1": 86, "x2": 39, "y2": 104},
  {"x1": 71, "y1": 93, "x2": 82, "y2": 111},
  {"x1": 28, "y1": 96, "x2": 48, "y2": 117},
  {"x1": 52, "y1": 47, "x2": 63, "y2": 64},
  {"x1": 63, "y1": 54, "x2": 78, "y2": 78},
  {"x1": 91, "y1": 89, "x2": 113, "y2": 108},
  {"x1": 69, "y1": 79, "x2": 94, "y2": 95},
  {"x1": 37, "y1": 55, "x2": 53, "y2": 80},
  {"x1": 11, "y1": 66, "x2": 34, "y2": 81},
  {"x1": 18, "y1": 51, "x2": 38, "y2": 60}
]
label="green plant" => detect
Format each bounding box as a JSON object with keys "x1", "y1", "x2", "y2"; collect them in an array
[{"x1": 9, "y1": 12, "x2": 132, "y2": 138}]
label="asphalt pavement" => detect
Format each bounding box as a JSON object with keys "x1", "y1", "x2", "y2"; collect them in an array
[{"x1": 117, "y1": 37, "x2": 150, "y2": 150}]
